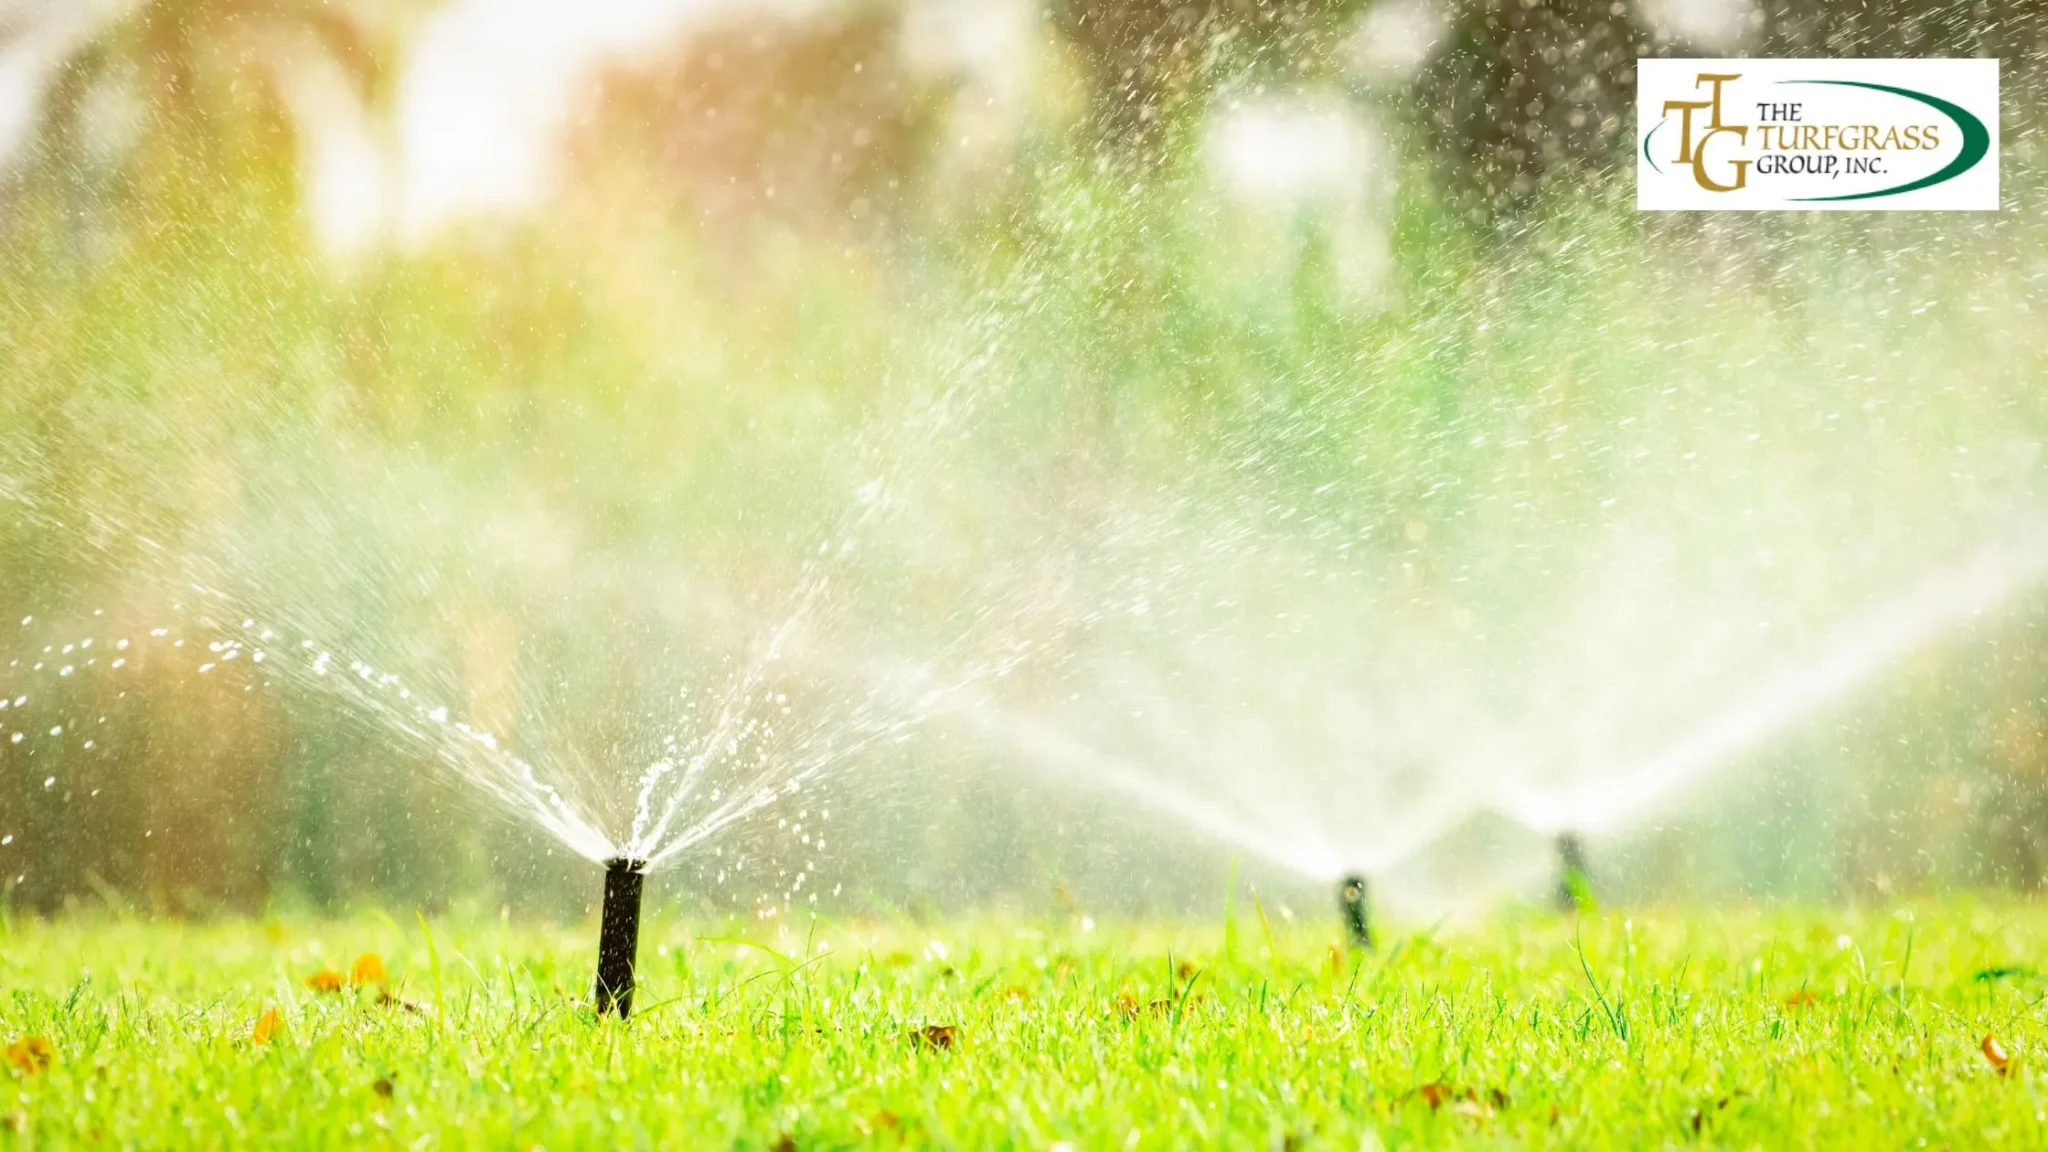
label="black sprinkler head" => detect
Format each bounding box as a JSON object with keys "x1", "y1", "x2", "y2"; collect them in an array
[
  {"x1": 1554, "y1": 832, "x2": 1591, "y2": 914},
  {"x1": 594, "y1": 857, "x2": 648, "y2": 1018},
  {"x1": 1337, "y1": 873, "x2": 1374, "y2": 950}
]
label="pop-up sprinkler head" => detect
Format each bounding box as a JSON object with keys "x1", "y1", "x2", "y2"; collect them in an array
[
  {"x1": 1337, "y1": 873, "x2": 1374, "y2": 950},
  {"x1": 594, "y1": 857, "x2": 648, "y2": 1018},
  {"x1": 1554, "y1": 832, "x2": 1591, "y2": 914}
]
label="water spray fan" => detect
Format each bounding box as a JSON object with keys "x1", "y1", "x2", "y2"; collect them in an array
[{"x1": 594, "y1": 857, "x2": 648, "y2": 1017}]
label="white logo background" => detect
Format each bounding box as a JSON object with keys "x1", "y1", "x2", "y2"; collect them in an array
[{"x1": 1638, "y1": 58, "x2": 2000, "y2": 212}]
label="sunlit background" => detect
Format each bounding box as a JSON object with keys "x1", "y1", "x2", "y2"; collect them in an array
[{"x1": 1, "y1": 0, "x2": 2046, "y2": 924}]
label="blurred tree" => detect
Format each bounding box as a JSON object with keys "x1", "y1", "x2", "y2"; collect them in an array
[
  {"x1": 1412, "y1": 0, "x2": 1646, "y2": 219},
  {"x1": 1760, "y1": 0, "x2": 2045, "y2": 64},
  {"x1": 1410, "y1": 0, "x2": 2046, "y2": 222},
  {"x1": 0, "y1": 0, "x2": 425, "y2": 917},
  {"x1": 573, "y1": 8, "x2": 951, "y2": 244},
  {"x1": 1046, "y1": 0, "x2": 1364, "y2": 158},
  {"x1": 7, "y1": 0, "x2": 410, "y2": 251},
  {"x1": 1758, "y1": 0, "x2": 2046, "y2": 142}
]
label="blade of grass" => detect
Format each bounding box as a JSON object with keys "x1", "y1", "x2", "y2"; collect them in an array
[{"x1": 416, "y1": 909, "x2": 446, "y2": 1020}]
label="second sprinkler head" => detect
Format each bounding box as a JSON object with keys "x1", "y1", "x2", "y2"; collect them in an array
[
  {"x1": 1337, "y1": 873, "x2": 1374, "y2": 950},
  {"x1": 1554, "y1": 833, "x2": 1592, "y2": 914}
]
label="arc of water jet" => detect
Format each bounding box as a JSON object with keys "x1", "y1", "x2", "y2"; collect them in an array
[
  {"x1": 1500, "y1": 527, "x2": 2048, "y2": 836},
  {"x1": 640, "y1": 714, "x2": 878, "y2": 870},
  {"x1": 638, "y1": 649, "x2": 940, "y2": 870},
  {"x1": 617, "y1": 590, "x2": 1355, "y2": 880},
  {"x1": 934, "y1": 687, "x2": 1345, "y2": 881},
  {"x1": 153, "y1": 582, "x2": 628, "y2": 864},
  {"x1": 628, "y1": 358, "x2": 987, "y2": 858},
  {"x1": 1088, "y1": 657, "x2": 1359, "y2": 867},
  {"x1": 280, "y1": 642, "x2": 620, "y2": 863},
  {"x1": 626, "y1": 603, "x2": 817, "y2": 854}
]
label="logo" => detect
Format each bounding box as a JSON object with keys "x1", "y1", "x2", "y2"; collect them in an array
[{"x1": 1638, "y1": 59, "x2": 1999, "y2": 211}]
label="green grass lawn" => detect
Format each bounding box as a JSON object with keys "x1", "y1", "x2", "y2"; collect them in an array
[{"x1": 4, "y1": 900, "x2": 2048, "y2": 1148}]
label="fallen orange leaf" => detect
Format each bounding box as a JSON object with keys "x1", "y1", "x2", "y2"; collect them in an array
[
  {"x1": 252, "y1": 1009, "x2": 283, "y2": 1045},
  {"x1": 1983, "y1": 1034, "x2": 2012, "y2": 1076},
  {"x1": 351, "y1": 953, "x2": 387, "y2": 987},
  {"x1": 1449, "y1": 1098, "x2": 1493, "y2": 1120},
  {"x1": 1409, "y1": 1083, "x2": 1490, "y2": 1113},
  {"x1": 910, "y1": 1024, "x2": 957, "y2": 1050},
  {"x1": 1785, "y1": 990, "x2": 1817, "y2": 1008},
  {"x1": 305, "y1": 970, "x2": 345, "y2": 994},
  {"x1": 4, "y1": 1036, "x2": 53, "y2": 1075}
]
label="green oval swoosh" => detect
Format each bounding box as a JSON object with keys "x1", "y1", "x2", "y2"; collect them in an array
[
  {"x1": 1642, "y1": 119, "x2": 1665, "y2": 175},
  {"x1": 1780, "y1": 79, "x2": 1991, "y2": 202}
]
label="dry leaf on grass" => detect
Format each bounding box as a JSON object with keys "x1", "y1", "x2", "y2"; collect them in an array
[
  {"x1": 1448, "y1": 1099, "x2": 1491, "y2": 1119},
  {"x1": 911, "y1": 1024, "x2": 957, "y2": 1050},
  {"x1": 1982, "y1": 1034, "x2": 2012, "y2": 1076},
  {"x1": 1408, "y1": 1083, "x2": 1496, "y2": 1117},
  {"x1": 1415, "y1": 1083, "x2": 1457, "y2": 1110},
  {"x1": 252, "y1": 1009, "x2": 283, "y2": 1045},
  {"x1": 306, "y1": 970, "x2": 346, "y2": 994},
  {"x1": 1785, "y1": 990, "x2": 1818, "y2": 1008},
  {"x1": 1689, "y1": 1094, "x2": 1740, "y2": 1134},
  {"x1": 351, "y1": 954, "x2": 387, "y2": 987},
  {"x1": 4, "y1": 1036, "x2": 53, "y2": 1075},
  {"x1": 1111, "y1": 993, "x2": 1174, "y2": 1021}
]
